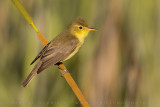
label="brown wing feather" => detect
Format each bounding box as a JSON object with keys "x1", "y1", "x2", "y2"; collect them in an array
[
  {"x1": 37, "y1": 38, "x2": 78, "y2": 74},
  {"x1": 30, "y1": 42, "x2": 51, "y2": 65}
]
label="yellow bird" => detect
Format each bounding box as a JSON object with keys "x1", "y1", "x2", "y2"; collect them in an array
[{"x1": 22, "y1": 17, "x2": 96, "y2": 87}]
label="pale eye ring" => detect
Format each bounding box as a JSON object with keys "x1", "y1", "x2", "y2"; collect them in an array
[{"x1": 79, "y1": 26, "x2": 83, "y2": 29}]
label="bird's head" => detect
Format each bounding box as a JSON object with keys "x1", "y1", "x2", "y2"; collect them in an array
[{"x1": 68, "y1": 17, "x2": 96, "y2": 42}]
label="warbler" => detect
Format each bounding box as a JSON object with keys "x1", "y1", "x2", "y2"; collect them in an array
[{"x1": 22, "y1": 17, "x2": 96, "y2": 87}]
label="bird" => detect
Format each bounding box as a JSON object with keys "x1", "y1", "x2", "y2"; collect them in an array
[{"x1": 22, "y1": 17, "x2": 96, "y2": 87}]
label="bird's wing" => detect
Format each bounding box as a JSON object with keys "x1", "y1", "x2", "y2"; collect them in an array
[
  {"x1": 37, "y1": 38, "x2": 78, "y2": 73},
  {"x1": 30, "y1": 42, "x2": 51, "y2": 65}
]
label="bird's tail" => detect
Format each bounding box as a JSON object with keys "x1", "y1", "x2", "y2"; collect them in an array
[{"x1": 22, "y1": 61, "x2": 42, "y2": 87}]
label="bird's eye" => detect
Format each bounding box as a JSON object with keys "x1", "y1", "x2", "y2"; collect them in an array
[{"x1": 79, "y1": 26, "x2": 83, "y2": 29}]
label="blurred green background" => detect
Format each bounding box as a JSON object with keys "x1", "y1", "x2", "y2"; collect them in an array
[{"x1": 0, "y1": 0, "x2": 159, "y2": 107}]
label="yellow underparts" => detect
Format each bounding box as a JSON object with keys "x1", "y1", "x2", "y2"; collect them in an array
[
  {"x1": 64, "y1": 27, "x2": 89, "y2": 61},
  {"x1": 64, "y1": 42, "x2": 82, "y2": 61}
]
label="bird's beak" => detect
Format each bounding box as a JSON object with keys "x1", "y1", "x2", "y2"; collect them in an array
[{"x1": 88, "y1": 28, "x2": 96, "y2": 31}]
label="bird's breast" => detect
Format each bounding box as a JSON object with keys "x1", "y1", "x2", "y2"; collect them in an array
[{"x1": 63, "y1": 42, "x2": 82, "y2": 61}]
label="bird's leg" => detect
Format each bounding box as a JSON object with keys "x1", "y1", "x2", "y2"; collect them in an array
[{"x1": 55, "y1": 62, "x2": 70, "y2": 77}]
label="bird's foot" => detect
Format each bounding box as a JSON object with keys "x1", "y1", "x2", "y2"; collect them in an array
[{"x1": 55, "y1": 62, "x2": 70, "y2": 77}]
